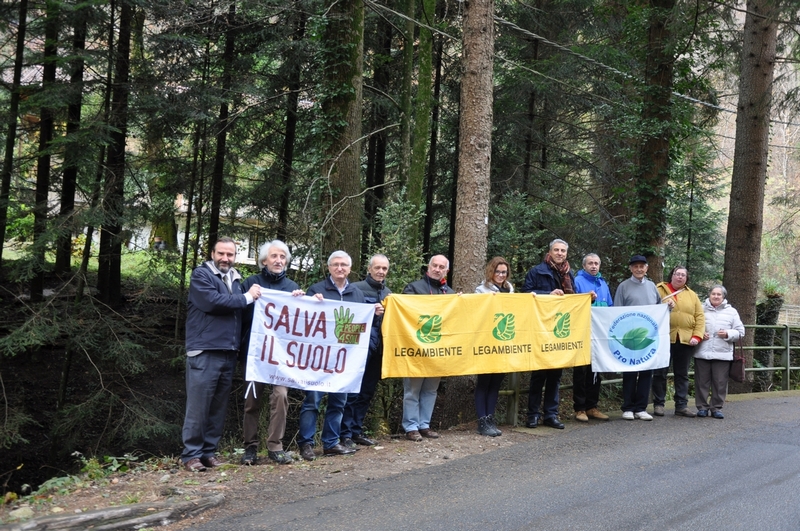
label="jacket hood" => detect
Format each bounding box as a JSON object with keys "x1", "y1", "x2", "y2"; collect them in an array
[{"x1": 703, "y1": 298, "x2": 730, "y2": 311}]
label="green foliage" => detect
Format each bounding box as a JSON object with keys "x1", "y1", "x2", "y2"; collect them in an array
[
  {"x1": 4, "y1": 199, "x2": 34, "y2": 243},
  {"x1": 372, "y1": 196, "x2": 424, "y2": 293},
  {"x1": 487, "y1": 192, "x2": 547, "y2": 280},
  {"x1": 762, "y1": 279, "x2": 785, "y2": 299}
]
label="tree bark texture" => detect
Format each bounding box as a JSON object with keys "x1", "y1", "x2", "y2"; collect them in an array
[
  {"x1": 453, "y1": 0, "x2": 494, "y2": 292},
  {"x1": 634, "y1": 0, "x2": 676, "y2": 283},
  {"x1": 98, "y1": 0, "x2": 132, "y2": 306},
  {"x1": 55, "y1": 14, "x2": 87, "y2": 274},
  {"x1": 207, "y1": 3, "x2": 236, "y2": 248},
  {"x1": 407, "y1": 0, "x2": 435, "y2": 243},
  {"x1": 31, "y1": 0, "x2": 60, "y2": 302},
  {"x1": 319, "y1": 0, "x2": 365, "y2": 277},
  {"x1": 722, "y1": 0, "x2": 777, "y2": 339},
  {"x1": 0, "y1": 0, "x2": 28, "y2": 267}
]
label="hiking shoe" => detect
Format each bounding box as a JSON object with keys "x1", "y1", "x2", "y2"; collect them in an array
[
  {"x1": 341, "y1": 438, "x2": 359, "y2": 450},
  {"x1": 622, "y1": 411, "x2": 634, "y2": 420},
  {"x1": 675, "y1": 408, "x2": 697, "y2": 418},
  {"x1": 575, "y1": 411, "x2": 589, "y2": 422},
  {"x1": 241, "y1": 446, "x2": 258, "y2": 466},
  {"x1": 300, "y1": 444, "x2": 316, "y2": 461},
  {"x1": 711, "y1": 410, "x2": 724, "y2": 419},
  {"x1": 653, "y1": 405, "x2": 665, "y2": 416},
  {"x1": 635, "y1": 411, "x2": 653, "y2": 421},
  {"x1": 406, "y1": 430, "x2": 423, "y2": 442},
  {"x1": 268, "y1": 450, "x2": 293, "y2": 465},
  {"x1": 697, "y1": 409, "x2": 709, "y2": 418},
  {"x1": 586, "y1": 408, "x2": 609, "y2": 421}
]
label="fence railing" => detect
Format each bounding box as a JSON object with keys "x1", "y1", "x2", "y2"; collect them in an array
[{"x1": 500, "y1": 323, "x2": 800, "y2": 425}]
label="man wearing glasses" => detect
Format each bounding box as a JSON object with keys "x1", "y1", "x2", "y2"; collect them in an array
[{"x1": 297, "y1": 251, "x2": 367, "y2": 460}]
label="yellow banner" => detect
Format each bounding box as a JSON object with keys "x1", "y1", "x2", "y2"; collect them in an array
[{"x1": 382, "y1": 293, "x2": 592, "y2": 377}]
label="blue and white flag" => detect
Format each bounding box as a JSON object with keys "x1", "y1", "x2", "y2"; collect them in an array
[{"x1": 591, "y1": 305, "x2": 671, "y2": 372}]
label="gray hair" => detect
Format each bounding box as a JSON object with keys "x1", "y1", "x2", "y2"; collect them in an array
[
  {"x1": 258, "y1": 240, "x2": 291, "y2": 267},
  {"x1": 582, "y1": 253, "x2": 600, "y2": 267},
  {"x1": 550, "y1": 239, "x2": 569, "y2": 250},
  {"x1": 327, "y1": 250, "x2": 352, "y2": 267},
  {"x1": 709, "y1": 284, "x2": 727, "y2": 298},
  {"x1": 428, "y1": 254, "x2": 450, "y2": 270},
  {"x1": 369, "y1": 254, "x2": 389, "y2": 268}
]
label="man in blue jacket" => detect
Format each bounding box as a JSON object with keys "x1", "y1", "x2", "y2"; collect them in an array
[
  {"x1": 297, "y1": 251, "x2": 368, "y2": 460},
  {"x1": 340, "y1": 254, "x2": 391, "y2": 448},
  {"x1": 182, "y1": 237, "x2": 262, "y2": 472},
  {"x1": 521, "y1": 239, "x2": 574, "y2": 430},
  {"x1": 572, "y1": 253, "x2": 612, "y2": 422}
]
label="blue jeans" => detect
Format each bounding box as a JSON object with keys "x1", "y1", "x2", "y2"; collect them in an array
[
  {"x1": 298, "y1": 391, "x2": 347, "y2": 449},
  {"x1": 341, "y1": 348, "x2": 383, "y2": 439},
  {"x1": 181, "y1": 350, "x2": 237, "y2": 463},
  {"x1": 402, "y1": 377, "x2": 440, "y2": 432},
  {"x1": 527, "y1": 369, "x2": 562, "y2": 420}
]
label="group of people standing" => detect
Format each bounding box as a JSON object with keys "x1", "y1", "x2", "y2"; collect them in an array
[
  {"x1": 179, "y1": 236, "x2": 745, "y2": 473},
  {"x1": 475, "y1": 240, "x2": 745, "y2": 437},
  {"x1": 179, "y1": 237, "x2": 459, "y2": 471}
]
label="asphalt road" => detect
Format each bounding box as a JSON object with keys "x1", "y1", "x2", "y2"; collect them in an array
[{"x1": 193, "y1": 392, "x2": 800, "y2": 531}]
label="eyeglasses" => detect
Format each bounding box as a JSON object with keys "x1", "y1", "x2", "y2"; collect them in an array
[
  {"x1": 330, "y1": 262, "x2": 350, "y2": 269},
  {"x1": 494, "y1": 270, "x2": 508, "y2": 276}
]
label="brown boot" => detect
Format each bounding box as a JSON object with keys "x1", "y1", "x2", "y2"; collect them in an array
[{"x1": 586, "y1": 408, "x2": 609, "y2": 421}]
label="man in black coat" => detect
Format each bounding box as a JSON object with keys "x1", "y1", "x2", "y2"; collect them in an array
[{"x1": 401, "y1": 255, "x2": 455, "y2": 441}]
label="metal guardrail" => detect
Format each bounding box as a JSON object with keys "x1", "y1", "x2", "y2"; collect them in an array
[{"x1": 500, "y1": 323, "x2": 800, "y2": 425}]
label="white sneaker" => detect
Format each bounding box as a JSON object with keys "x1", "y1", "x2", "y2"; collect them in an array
[
  {"x1": 635, "y1": 411, "x2": 653, "y2": 421},
  {"x1": 622, "y1": 411, "x2": 634, "y2": 420}
]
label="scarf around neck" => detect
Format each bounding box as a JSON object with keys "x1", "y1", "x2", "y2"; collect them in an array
[{"x1": 545, "y1": 254, "x2": 574, "y2": 294}]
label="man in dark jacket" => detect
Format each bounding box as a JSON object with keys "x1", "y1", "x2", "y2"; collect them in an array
[
  {"x1": 239, "y1": 240, "x2": 304, "y2": 466},
  {"x1": 182, "y1": 237, "x2": 262, "y2": 472},
  {"x1": 521, "y1": 239, "x2": 575, "y2": 430},
  {"x1": 340, "y1": 254, "x2": 391, "y2": 448},
  {"x1": 401, "y1": 255, "x2": 456, "y2": 441},
  {"x1": 298, "y1": 251, "x2": 367, "y2": 460}
]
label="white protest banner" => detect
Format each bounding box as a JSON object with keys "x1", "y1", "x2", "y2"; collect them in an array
[
  {"x1": 246, "y1": 290, "x2": 375, "y2": 393},
  {"x1": 590, "y1": 305, "x2": 671, "y2": 373}
]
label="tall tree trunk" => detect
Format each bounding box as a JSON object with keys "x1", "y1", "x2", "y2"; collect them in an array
[
  {"x1": 452, "y1": 0, "x2": 494, "y2": 292},
  {"x1": 634, "y1": 0, "x2": 676, "y2": 282},
  {"x1": 31, "y1": 0, "x2": 61, "y2": 302},
  {"x1": 319, "y1": 0, "x2": 365, "y2": 276},
  {"x1": 207, "y1": 3, "x2": 236, "y2": 248},
  {"x1": 0, "y1": 0, "x2": 28, "y2": 267},
  {"x1": 277, "y1": 12, "x2": 306, "y2": 243},
  {"x1": 55, "y1": 13, "x2": 87, "y2": 274},
  {"x1": 407, "y1": 0, "x2": 434, "y2": 245},
  {"x1": 97, "y1": 0, "x2": 133, "y2": 306},
  {"x1": 398, "y1": 0, "x2": 415, "y2": 192},
  {"x1": 422, "y1": 34, "x2": 443, "y2": 258},
  {"x1": 362, "y1": 16, "x2": 392, "y2": 262},
  {"x1": 723, "y1": 0, "x2": 777, "y2": 342}
]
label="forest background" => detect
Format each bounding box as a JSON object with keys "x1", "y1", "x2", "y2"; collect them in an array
[{"x1": 1, "y1": 0, "x2": 799, "y2": 494}]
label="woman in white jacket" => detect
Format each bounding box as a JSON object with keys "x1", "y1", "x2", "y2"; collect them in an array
[{"x1": 694, "y1": 285, "x2": 745, "y2": 419}]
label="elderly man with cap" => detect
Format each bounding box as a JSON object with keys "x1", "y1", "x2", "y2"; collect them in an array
[{"x1": 613, "y1": 255, "x2": 674, "y2": 421}]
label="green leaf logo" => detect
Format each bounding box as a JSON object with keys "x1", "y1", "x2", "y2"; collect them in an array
[
  {"x1": 416, "y1": 315, "x2": 442, "y2": 344},
  {"x1": 612, "y1": 327, "x2": 656, "y2": 351},
  {"x1": 492, "y1": 313, "x2": 516, "y2": 341},
  {"x1": 553, "y1": 312, "x2": 570, "y2": 339}
]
